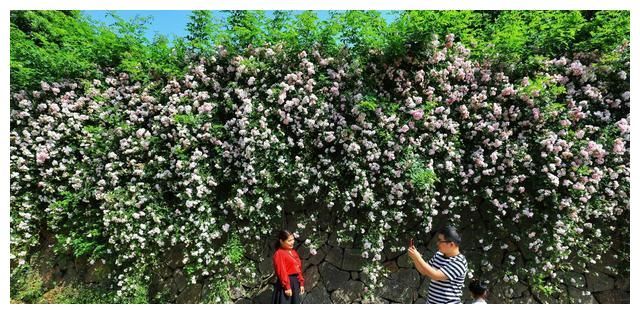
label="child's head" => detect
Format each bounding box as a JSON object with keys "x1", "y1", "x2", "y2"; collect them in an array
[{"x1": 469, "y1": 279, "x2": 489, "y2": 299}]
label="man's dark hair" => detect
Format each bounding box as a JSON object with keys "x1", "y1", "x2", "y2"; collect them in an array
[
  {"x1": 469, "y1": 279, "x2": 489, "y2": 297},
  {"x1": 437, "y1": 225, "x2": 462, "y2": 245}
]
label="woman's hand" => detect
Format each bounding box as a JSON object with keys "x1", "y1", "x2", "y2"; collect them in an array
[
  {"x1": 407, "y1": 246, "x2": 422, "y2": 261},
  {"x1": 300, "y1": 286, "x2": 305, "y2": 294},
  {"x1": 285, "y1": 289, "x2": 293, "y2": 297}
]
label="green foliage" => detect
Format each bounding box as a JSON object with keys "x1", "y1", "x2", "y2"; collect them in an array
[
  {"x1": 173, "y1": 113, "x2": 199, "y2": 126},
  {"x1": 10, "y1": 10, "x2": 189, "y2": 92},
  {"x1": 186, "y1": 10, "x2": 216, "y2": 53},
  {"x1": 577, "y1": 11, "x2": 630, "y2": 53},
  {"x1": 336, "y1": 11, "x2": 389, "y2": 55},
  {"x1": 11, "y1": 10, "x2": 630, "y2": 93},
  {"x1": 11, "y1": 259, "x2": 117, "y2": 304},
  {"x1": 385, "y1": 11, "x2": 487, "y2": 59},
  {"x1": 357, "y1": 97, "x2": 378, "y2": 112},
  {"x1": 56, "y1": 231, "x2": 107, "y2": 258},
  {"x1": 10, "y1": 11, "x2": 101, "y2": 91},
  {"x1": 410, "y1": 166, "x2": 438, "y2": 190},
  {"x1": 10, "y1": 265, "x2": 44, "y2": 303},
  {"x1": 225, "y1": 234, "x2": 245, "y2": 264},
  {"x1": 223, "y1": 11, "x2": 268, "y2": 53}
]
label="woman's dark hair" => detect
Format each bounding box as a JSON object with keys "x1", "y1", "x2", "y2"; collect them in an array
[
  {"x1": 438, "y1": 225, "x2": 462, "y2": 245},
  {"x1": 469, "y1": 279, "x2": 489, "y2": 297},
  {"x1": 274, "y1": 229, "x2": 293, "y2": 250}
]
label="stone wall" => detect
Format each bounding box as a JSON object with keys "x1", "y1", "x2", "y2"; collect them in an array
[
  {"x1": 35, "y1": 232, "x2": 629, "y2": 304},
  {"x1": 29, "y1": 205, "x2": 629, "y2": 304}
]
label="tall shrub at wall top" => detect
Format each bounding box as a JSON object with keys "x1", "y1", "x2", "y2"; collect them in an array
[{"x1": 10, "y1": 33, "x2": 629, "y2": 302}]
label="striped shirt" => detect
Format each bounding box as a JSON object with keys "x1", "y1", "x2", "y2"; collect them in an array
[{"x1": 426, "y1": 251, "x2": 468, "y2": 304}]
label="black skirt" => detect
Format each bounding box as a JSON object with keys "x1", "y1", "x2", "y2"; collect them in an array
[{"x1": 272, "y1": 274, "x2": 301, "y2": 304}]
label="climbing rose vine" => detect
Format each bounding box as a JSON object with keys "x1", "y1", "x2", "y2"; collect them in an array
[{"x1": 10, "y1": 35, "x2": 629, "y2": 301}]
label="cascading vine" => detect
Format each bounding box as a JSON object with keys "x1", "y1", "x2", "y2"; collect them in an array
[{"x1": 10, "y1": 35, "x2": 629, "y2": 302}]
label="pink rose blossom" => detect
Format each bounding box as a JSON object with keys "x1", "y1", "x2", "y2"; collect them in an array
[{"x1": 411, "y1": 109, "x2": 424, "y2": 120}]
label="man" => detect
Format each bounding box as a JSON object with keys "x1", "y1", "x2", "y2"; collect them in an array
[{"x1": 407, "y1": 225, "x2": 468, "y2": 304}]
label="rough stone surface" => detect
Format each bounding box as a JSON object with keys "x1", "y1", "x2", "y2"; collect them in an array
[
  {"x1": 593, "y1": 289, "x2": 629, "y2": 304},
  {"x1": 254, "y1": 288, "x2": 273, "y2": 304},
  {"x1": 320, "y1": 262, "x2": 350, "y2": 291},
  {"x1": 342, "y1": 248, "x2": 365, "y2": 271},
  {"x1": 561, "y1": 272, "x2": 587, "y2": 289},
  {"x1": 158, "y1": 266, "x2": 173, "y2": 279},
  {"x1": 166, "y1": 245, "x2": 185, "y2": 269},
  {"x1": 325, "y1": 246, "x2": 343, "y2": 268},
  {"x1": 510, "y1": 296, "x2": 537, "y2": 304},
  {"x1": 417, "y1": 277, "x2": 429, "y2": 297},
  {"x1": 330, "y1": 281, "x2": 365, "y2": 303},
  {"x1": 174, "y1": 269, "x2": 187, "y2": 293},
  {"x1": 383, "y1": 260, "x2": 399, "y2": 273},
  {"x1": 303, "y1": 265, "x2": 320, "y2": 290},
  {"x1": 303, "y1": 284, "x2": 331, "y2": 304},
  {"x1": 176, "y1": 284, "x2": 202, "y2": 304},
  {"x1": 28, "y1": 226, "x2": 631, "y2": 304},
  {"x1": 615, "y1": 277, "x2": 630, "y2": 291},
  {"x1": 379, "y1": 269, "x2": 420, "y2": 303},
  {"x1": 83, "y1": 260, "x2": 109, "y2": 283},
  {"x1": 258, "y1": 256, "x2": 273, "y2": 275},
  {"x1": 586, "y1": 272, "x2": 615, "y2": 292},
  {"x1": 568, "y1": 287, "x2": 598, "y2": 304},
  {"x1": 396, "y1": 253, "x2": 412, "y2": 268},
  {"x1": 307, "y1": 246, "x2": 326, "y2": 265},
  {"x1": 229, "y1": 286, "x2": 245, "y2": 300}
]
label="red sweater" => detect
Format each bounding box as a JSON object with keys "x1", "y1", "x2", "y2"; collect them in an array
[{"x1": 273, "y1": 248, "x2": 305, "y2": 290}]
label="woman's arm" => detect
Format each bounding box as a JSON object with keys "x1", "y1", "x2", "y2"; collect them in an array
[{"x1": 273, "y1": 251, "x2": 291, "y2": 290}]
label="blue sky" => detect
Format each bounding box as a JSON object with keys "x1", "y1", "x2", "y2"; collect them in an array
[{"x1": 81, "y1": 10, "x2": 398, "y2": 41}]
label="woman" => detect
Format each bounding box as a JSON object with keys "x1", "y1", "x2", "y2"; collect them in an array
[{"x1": 272, "y1": 230, "x2": 305, "y2": 304}]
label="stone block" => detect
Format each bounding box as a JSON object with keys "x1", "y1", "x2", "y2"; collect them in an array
[
  {"x1": 586, "y1": 272, "x2": 615, "y2": 292},
  {"x1": 303, "y1": 284, "x2": 331, "y2": 304},
  {"x1": 342, "y1": 248, "x2": 365, "y2": 271},
  {"x1": 306, "y1": 246, "x2": 327, "y2": 265},
  {"x1": 383, "y1": 260, "x2": 399, "y2": 273},
  {"x1": 325, "y1": 246, "x2": 343, "y2": 268},
  {"x1": 319, "y1": 262, "x2": 350, "y2": 291},
  {"x1": 174, "y1": 269, "x2": 187, "y2": 293},
  {"x1": 593, "y1": 289, "x2": 629, "y2": 304},
  {"x1": 229, "y1": 285, "x2": 245, "y2": 300},
  {"x1": 568, "y1": 287, "x2": 597, "y2": 304},
  {"x1": 379, "y1": 269, "x2": 420, "y2": 303},
  {"x1": 176, "y1": 284, "x2": 202, "y2": 304},
  {"x1": 253, "y1": 287, "x2": 274, "y2": 304},
  {"x1": 165, "y1": 245, "x2": 185, "y2": 269},
  {"x1": 397, "y1": 253, "x2": 412, "y2": 268},
  {"x1": 258, "y1": 257, "x2": 273, "y2": 275},
  {"x1": 303, "y1": 265, "x2": 320, "y2": 290},
  {"x1": 560, "y1": 271, "x2": 586, "y2": 289},
  {"x1": 330, "y1": 280, "x2": 365, "y2": 304}
]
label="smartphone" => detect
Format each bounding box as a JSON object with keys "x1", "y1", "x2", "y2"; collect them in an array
[{"x1": 409, "y1": 238, "x2": 414, "y2": 247}]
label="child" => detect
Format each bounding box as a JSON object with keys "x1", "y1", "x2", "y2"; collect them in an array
[{"x1": 469, "y1": 279, "x2": 489, "y2": 304}]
